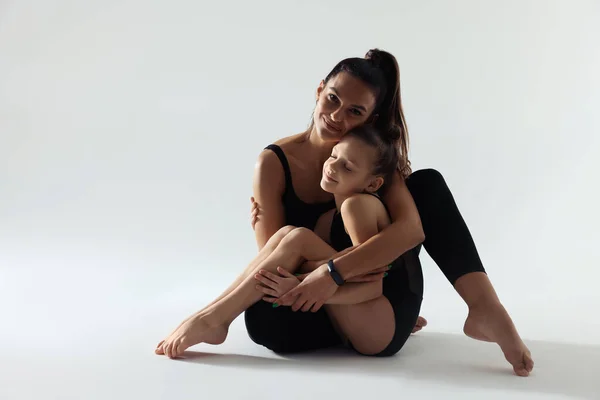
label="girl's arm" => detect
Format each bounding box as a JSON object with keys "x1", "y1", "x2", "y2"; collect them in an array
[
  {"x1": 334, "y1": 172, "x2": 424, "y2": 280},
  {"x1": 252, "y1": 149, "x2": 287, "y2": 249},
  {"x1": 327, "y1": 193, "x2": 387, "y2": 302}
]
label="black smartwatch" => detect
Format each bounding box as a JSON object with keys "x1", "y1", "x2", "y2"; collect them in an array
[{"x1": 327, "y1": 259, "x2": 345, "y2": 286}]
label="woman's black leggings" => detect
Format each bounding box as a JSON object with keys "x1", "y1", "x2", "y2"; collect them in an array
[
  {"x1": 244, "y1": 168, "x2": 486, "y2": 354},
  {"x1": 406, "y1": 169, "x2": 486, "y2": 284}
]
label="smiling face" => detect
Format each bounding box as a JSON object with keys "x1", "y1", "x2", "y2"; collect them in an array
[
  {"x1": 313, "y1": 72, "x2": 378, "y2": 143},
  {"x1": 320, "y1": 135, "x2": 384, "y2": 196}
]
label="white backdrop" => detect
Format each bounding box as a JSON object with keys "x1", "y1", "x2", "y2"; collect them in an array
[{"x1": 1, "y1": 0, "x2": 599, "y2": 367}]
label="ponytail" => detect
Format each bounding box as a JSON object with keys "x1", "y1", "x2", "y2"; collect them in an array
[{"x1": 365, "y1": 49, "x2": 411, "y2": 178}]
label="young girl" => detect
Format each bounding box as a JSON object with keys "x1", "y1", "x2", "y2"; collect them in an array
[{"x1": 155, "y1": 125, "x2": 421, "y2": 358}]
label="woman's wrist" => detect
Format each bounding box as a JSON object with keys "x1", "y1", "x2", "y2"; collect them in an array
[{"x1": 334, "y1": 224, "x2": 422, "y2": 280}]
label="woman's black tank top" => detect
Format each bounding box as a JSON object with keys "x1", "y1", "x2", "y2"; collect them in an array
[{"x1": 265, "y1": 144, "x2": 335, "y2": 230}]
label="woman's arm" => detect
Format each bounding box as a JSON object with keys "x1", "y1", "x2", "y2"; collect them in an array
[
  {"x1": 252, "y1": 149, "x2": 287, "y2": 249},
  {"x1": 334, "y1": 171, "x2": 425, "y2": 280}
]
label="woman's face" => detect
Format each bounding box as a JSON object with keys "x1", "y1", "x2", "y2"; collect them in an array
[{"x1": 314, "y1": 72, "x2": 377, "y2": 143}]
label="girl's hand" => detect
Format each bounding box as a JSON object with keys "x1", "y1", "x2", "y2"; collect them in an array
[
  {"x1": 255, "y1": 267, "x2": 300, "y2": 304},
  {"x1": 250, "y1": 196, "x2": 259, "y2": 230}
]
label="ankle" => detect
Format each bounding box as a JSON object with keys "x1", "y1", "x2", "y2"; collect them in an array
[
  {"x1": 197, "y1": 307, "x2": 229, "y2": 328},
  {"x1": 454, "y1": 272, "x2": 502, "y2": 309},
  {"x1": 468, "y1": 298, "x2": 504, "y2": 314}
]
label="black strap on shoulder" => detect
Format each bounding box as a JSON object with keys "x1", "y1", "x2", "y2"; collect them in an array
[
  {"x1": 363, "y1": 192, "x2": 391, "y2": 215},
  {"x1": 363, "y1": 192, "x2": 380, "y2": 200},
  {"x1": 265, "y1": 144, "x2": 292, "y2": 195}
]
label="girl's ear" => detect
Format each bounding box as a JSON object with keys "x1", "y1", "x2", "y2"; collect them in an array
[{"x1": 365, "y1": 176, "x2": 384, "y2": 193}]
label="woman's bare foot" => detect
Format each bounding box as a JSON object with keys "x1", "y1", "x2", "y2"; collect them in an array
[
  {"x1": 412, "y1": 316, "x2": 428, "y2": 333},
  {"x1": 463, "y1": 302, "x2": 534, "y2": 377},
  {"x1": 155, "y1": 313, "x2": 229, "y2": 359}
]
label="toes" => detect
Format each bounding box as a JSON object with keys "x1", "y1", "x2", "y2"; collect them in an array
[
  {"x1": 175, "y1": 336, "x2": 188, "y2": 358},
  {"x1": 155, "y1": 340, "x2": 165, "y2": 355},
  {"x1": 513, "y1": 353, "x2": 533, "y2": 377},
  {"x1": 525, "y1": 352, "x2": 534, "y2": 372},
  {"x1": 514, "y1": 365, "x2": 529, "y2": 377},
  {"x1": 165, "y1": 341, "x2": 174, "y2": 359},
  {"x1": 412, "y1": 316, "x2": 428, "y2": 333}
]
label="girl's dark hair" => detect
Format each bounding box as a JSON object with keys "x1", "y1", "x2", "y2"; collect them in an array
[
  {"x1": 310, "y1": 48, "x2": 411, "y2": 178},
  {"x1": 345, "y1": 125, "x2": 399, "y2": 196}
]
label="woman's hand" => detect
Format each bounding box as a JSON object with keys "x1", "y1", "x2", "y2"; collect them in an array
[
  {"x1": 278, "y1": 263, "x2": 339, "y2": 312},
  {"x1": 346, "y1": 265, "x2": 389, "y2": 282},
  {"x1": 255, "y1": 267, "x2": 301, "y2": 304},
  {"x1": 250, "y1": 196, "x2": 259, "y2": 230}
]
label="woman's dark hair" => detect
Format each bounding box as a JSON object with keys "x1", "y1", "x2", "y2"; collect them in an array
[
  {"x1": 310, "y1": 48, "x2": 411, "y2": 178},
  {"x1": 345, "y1": 125, "x2": 399, "y2": 196}
]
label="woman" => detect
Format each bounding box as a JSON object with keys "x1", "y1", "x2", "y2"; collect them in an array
[
  {"x1": 157, "y1": 48, "x2": 533, "y2": 376},
  {"x1": 245, "y1": 49, "x2": 533, "y2": 376}
]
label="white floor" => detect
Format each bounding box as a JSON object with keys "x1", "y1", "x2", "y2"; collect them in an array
[{"x1": 2, "y1": 257, "x2": 598, "y2": 400}]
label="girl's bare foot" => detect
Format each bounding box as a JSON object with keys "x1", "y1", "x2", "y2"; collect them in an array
[
  {"x1": 463, "y1": 302, "x2": 534, "y2": 377},
  {"x1": 412, "y1": 316, "x2": 428, "y2": 333},
  {"x1": 155, "y1": 313, "x2": 229, "y2": 359}
]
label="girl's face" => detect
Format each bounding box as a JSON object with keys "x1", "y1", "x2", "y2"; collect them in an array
[
  {"x1": 313, "y1": 72, "x2": 377, "y2": 143},
  {"x1": 320, "y1": 135, "x2": 383, "y2": 196}
]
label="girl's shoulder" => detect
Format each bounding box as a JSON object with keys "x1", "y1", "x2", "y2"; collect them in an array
[
  {"x1": 340, "y1": 193, "x2": 387, "y2": 218},
  {"x1": 339, "y1": 193, "x2": 391, "y2": 232}
]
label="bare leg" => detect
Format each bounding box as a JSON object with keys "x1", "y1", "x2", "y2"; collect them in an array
[
  {"x1": 155, "y1": 225, "x2": 296, "y2": 352},
  {"x1": 202, "y1": 225, "x2": 295, "y2": 309},
  {"x1": 156, "y1": 228, "x2": 310, "y2": 358},
  {"x1": 156, "y1": 228, "x2": 397, "y2": 358}
]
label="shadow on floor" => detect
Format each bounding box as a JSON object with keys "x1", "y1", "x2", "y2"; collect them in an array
[{"x1": 180, "y1": 332, "x2": 600, "y2": 399}]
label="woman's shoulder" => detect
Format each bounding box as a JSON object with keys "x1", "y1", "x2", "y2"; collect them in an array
[
  {"x1": 271, "y1": 132, "x2": 309, "y2": 151},
  {"x1": 255, "y1": 132, "x2": 306, "y2": 169},
  {"x1": 254, "y1": 132, "x2": 308, "y2": 186}
]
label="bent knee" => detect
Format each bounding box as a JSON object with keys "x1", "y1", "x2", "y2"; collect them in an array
[
  {"x1": 281, "y1": 227, "x2": 313, "y2": 244},
  {"x1": 410, "y1": 168, "x2": 445, "y2": 185},
  {"x1": 275, "y1": 225, "x2": 296, "y2": 238},
  {"x1": 351, "y1": 339, "x2": 393, "y2": 357}
]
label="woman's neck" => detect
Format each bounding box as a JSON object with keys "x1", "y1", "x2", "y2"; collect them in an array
[{"x1": 305, "y1": 127, "x2": 335, "y2": 168}]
